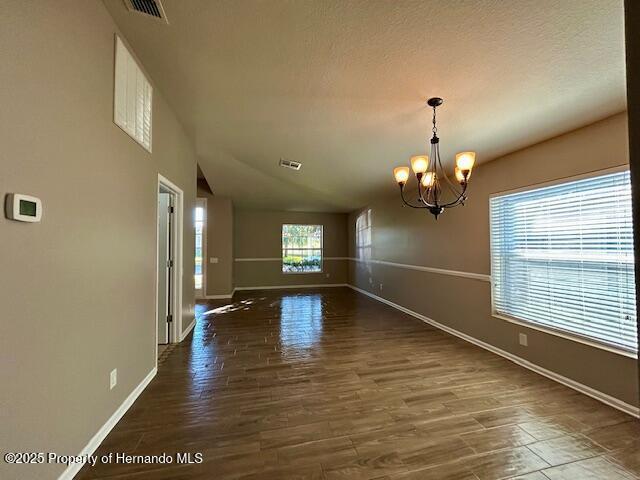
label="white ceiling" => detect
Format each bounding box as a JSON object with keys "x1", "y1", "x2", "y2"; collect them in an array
[{"x1": 104, "y1": 0, "x2": 627, "y2": 212}]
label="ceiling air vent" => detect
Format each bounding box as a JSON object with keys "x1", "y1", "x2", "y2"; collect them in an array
[
  {"x1": 279, "y1": 159, "x2": 302, "y2": 171},
  {"x1": 124, "y1": 0, "x2": 168, "y2": 23}
]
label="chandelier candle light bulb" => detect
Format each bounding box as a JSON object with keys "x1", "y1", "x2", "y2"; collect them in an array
[
  {"x1": 455, "y1": 151, "x2": 476, "y2": 173},
  {"x1": 392, "y1": 97, "x2": 476, "y2": 219},
  {"x1": 422, "y1": 172, "x2": 436, "y2": 188},
  {"x1": 393, "y1": 166, "x2": 410, "y2": 185},
  {"x1": 455, "y1": 166, "x2": 471, "y2": 183},
  {"x1": 410, "y1": 155, "x2": 429, "y2": 175}
]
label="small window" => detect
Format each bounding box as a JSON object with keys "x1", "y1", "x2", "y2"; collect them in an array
[
  {"x1": 490, "y1": 169, "x2": 637, "y2": 353},
  {"x1": 194, "y1": 199, "x2": 206, "y2": 293},
  {"x1": 355, "y1": 209, "x2": 372, "y2": 261},
  {"x1": 114, "y1": 35, "x2": 153, "y2": 152},
  {"x1": 282, "y1": 225, "x2": 323, "y2": 273}
]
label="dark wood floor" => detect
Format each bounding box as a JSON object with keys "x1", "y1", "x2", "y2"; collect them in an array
[{"x1": 77, "y1": 287, "x2": 639, "y2": 480}]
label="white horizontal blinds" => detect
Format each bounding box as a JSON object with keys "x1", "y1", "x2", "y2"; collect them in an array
[
  {"x1": 490, "y1": 170, "x2": 637, "y2": 352},
  {"x1": 114, "y1": 36, "x2": 153, "y2": 152}
]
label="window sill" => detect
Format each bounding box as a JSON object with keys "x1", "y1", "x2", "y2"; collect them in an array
[
  {"x1": 491, "y1": 312, "x2": 638, "y2": 359},
  {"x1": 282, "y1": 271, "x2": 324, "y2": 275}
]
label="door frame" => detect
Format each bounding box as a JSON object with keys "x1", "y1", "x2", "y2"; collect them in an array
[{"x1": 156, "y1": 174, "x2": 184, "y2": 355}]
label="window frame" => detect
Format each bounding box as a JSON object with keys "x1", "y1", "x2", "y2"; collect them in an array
[
  {"x1": 489, "y1": 165, "x2": 637, "y2": 359},
  {"x1": 194, "y1": 198, "x2": 207, "y2": 297},
  {"x1": 114, "y1": 35, "x2": 153, "y2": 153},
  {"x1": 355, "y1": 209, "x2": 372, "y2": 261},
  {"x1": 281, "y1": 224, "x2": 324, "y2": 274}
]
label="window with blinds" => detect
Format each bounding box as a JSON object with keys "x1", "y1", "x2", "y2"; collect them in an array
[
  {"x1": 490, "y1": 169, "x2": 637, "y2": 353},
  {"x1": 114, "y1": 35, "x2": 153, "y2": 152}
]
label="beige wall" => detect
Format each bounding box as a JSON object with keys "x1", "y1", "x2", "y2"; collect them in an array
[
  {"x1": 234, "y1": 209, "x2": 348, "y2": 288},
  {"x1": 197, "y1": 187, "x2": 234, "y2": 296},
  {"x1": 348, "y1": 112, "x2": 639, "y2": 408},
  {"x1": 0, "y1": 2, "x2": 196, "y2": 479}
]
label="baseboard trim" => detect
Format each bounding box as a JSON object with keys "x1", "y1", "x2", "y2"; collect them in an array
[
  {"x1": 199, "y1": 284, "x2": 348, "y2": 297},
  {"x1": 180, "y1": 319, "x2": 196, "y2": 341},
  {"x1": 235, "y1": 283, "x2": 348, "y2": 291},
  {"x1": 58, "y1": 367, "x2": 157, "y2": 480},
  {"x1": 348, "y1": 284, "x2": 640, "y2": 418}
]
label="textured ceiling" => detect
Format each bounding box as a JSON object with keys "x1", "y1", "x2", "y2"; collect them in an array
[{"x1": 104, "y1": 0, "x2": 626, "y2": 212}]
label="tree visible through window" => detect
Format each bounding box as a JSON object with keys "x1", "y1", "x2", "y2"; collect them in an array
[{"x1": 282, "y1": 224, "x2": 323, "y2": 273}]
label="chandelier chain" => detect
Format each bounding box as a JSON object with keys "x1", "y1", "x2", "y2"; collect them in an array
[{"x1": 432, "y1": 106, "x2": 438, "y2": 136}]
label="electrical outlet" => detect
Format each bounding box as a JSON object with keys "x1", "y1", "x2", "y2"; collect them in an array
[
  {"x1": 519, "y1": 333, "x2": 528, "y2": 347},
  {"x1": 369, "y1": 277, "x2": 373, "y2": 285},
  {"x1": 110, "y1": 369, "x2": 118, "y2": 390},
  {"x1": 379, "y1": 283, "x2": 383, "y2": 291},
  {"x1": 326, "y1": 273, "x2": 330, "y2": 278},
  {"x1": 209, "y1": 257, "x2": 219, "y2": 264}
]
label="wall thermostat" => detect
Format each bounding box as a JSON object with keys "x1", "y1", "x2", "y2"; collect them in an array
[{"x1": 5, "y1": 193, "x2": 43, "y2": 223}]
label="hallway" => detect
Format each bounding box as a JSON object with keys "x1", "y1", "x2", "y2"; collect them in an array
[{"x1": 77, "y1": 288, "x2": 639, "y2": 480}]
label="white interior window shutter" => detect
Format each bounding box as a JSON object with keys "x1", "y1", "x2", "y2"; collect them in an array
[{"x1": 114, "y1": 35, "x2": 153, "y2": 152}]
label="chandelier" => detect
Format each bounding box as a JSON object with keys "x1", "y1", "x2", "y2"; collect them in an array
[{"x1": 393, "y1": 97, "x2": 476, "y2": 219}]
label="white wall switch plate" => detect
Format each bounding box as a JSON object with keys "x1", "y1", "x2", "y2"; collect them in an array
[
  {"x1": 110, "y1": 369, "x2": 118, "y2": 390},
  {"x1": 209, "y1": 257, "x2": 219, "y2": 264},
  {"x1": 519, "y1": 333, "x2": 528, "y2": 346}
]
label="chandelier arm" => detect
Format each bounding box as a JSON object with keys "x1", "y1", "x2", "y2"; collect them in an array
[
  {"x1": 434, "y1": 141, "x2": 466, "y2": 208},
  {"x1": 442, "y1": 176, "x2": 463, "y2": 199},
  {"x1": 399, "y1": 186, "x2": 429, "y2": 209},
  {"x1": 437, "y1": 142, "x2": 463, "y2": 198},
  {"x1": 417, "y1": 189, "x2": 438, "y2": 208},
  {"x1": 416, "y1": 173, "x2": 424, "y2": 200},
  {"x1": 442, "y1": 196, "x2": 466, "y2": 209},
  {"x1": 431, "y1": 179, "x2": 442, "y2": 208},
  {"x1": 416, "y1": 140, "x2": 439, "y2": 208},
  {"x1": 440, "y1": 183, "x2": 468, "y2": 208},
  {"x1": 417, "y1": 175, "x2": 438, "y2": 208}
]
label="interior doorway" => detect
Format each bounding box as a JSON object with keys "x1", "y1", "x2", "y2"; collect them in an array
[
  {"x1": 157, "y1": 174, "x2": 184, "y2": 356},
  {"x1": 157, "y1": 188, "x2": 174, "y2": 347}
]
